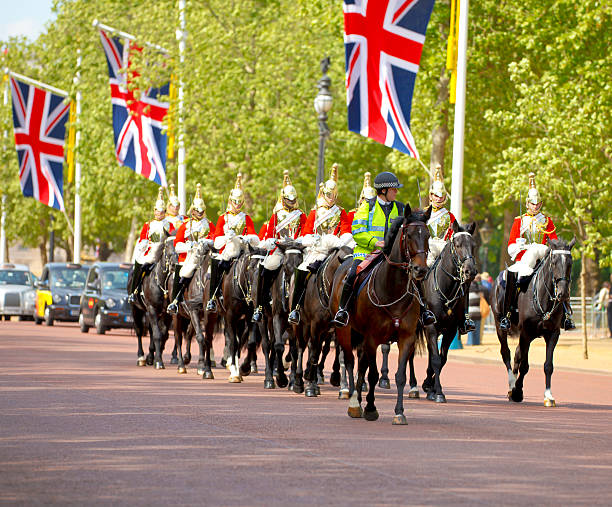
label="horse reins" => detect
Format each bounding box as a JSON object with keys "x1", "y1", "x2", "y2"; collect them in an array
[
  {"x1": 433, "y1": 232, "x2": 474, "y2": 311},
  {"x1": 532, "y1": 249, "x2": 572, "y2": 321},
  {"x1": 382, "y1": 222, "x2": 428, "y2": 271}
]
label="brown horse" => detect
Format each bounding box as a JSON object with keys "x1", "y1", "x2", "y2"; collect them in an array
[
  {"x1": 290, "y1": 245, "x2": 353, "y2": 397},
  {"x1": 330, "y1": 204, "x2": 431, "y2": 424}
]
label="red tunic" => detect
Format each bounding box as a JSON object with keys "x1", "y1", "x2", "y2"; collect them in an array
[
  {"x1": 301, "y1": 207, "x2": 352, "y2": 237},
  {"x1": 174, "y1": 218, "x2": 215, "y2": 263},
  {"x1": 213, "y1": 213, "x2": 256, "y2": 238},
  {"x1": 138, "y1": 220, "x2": 175, "y2": 256},
  {"x1": 258, "y1": 223, "x2": 268, "y2": 240},
  {"x1": 508, "y1": 214, "x2": 557, "y2": 261},
  {"x1": 263, "y1": 210, "x2": 306, "y2": 240}
]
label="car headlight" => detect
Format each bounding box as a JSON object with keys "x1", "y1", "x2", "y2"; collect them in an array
[
  {"x1": 106, "y1": 298, "x2": 116, "y2": 308},
  {"x1": 52, "y1": 294, "x2": 64, "y2": 304}
]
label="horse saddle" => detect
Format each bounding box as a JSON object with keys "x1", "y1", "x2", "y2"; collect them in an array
[{"x1": 353, "y1": 250, "x2": 384, "y2": 292}]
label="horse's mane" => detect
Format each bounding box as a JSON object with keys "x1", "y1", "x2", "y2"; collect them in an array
[
  {"x1": 547, "y1": 237, "x2": 570, "y2": 250},
  {"x1": 383, "y1": 208, "x2": 429, "y2": 256}
]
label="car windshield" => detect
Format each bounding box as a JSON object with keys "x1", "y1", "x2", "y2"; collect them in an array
[
  {"x1": 101, "y1": 269, "x2": 130, "y2": 291},
  {"x1": 0, "y1": 269, "x2": 31, "y2": 286},
  {"x1": 50, "y1": 268, "x2": 88, "y2": 289}
]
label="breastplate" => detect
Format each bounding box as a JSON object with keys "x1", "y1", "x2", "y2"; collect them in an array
[
  {"x1": 521, "y1": 213, "x2": 547, "y2": 243},
  {"x1": 276, "y1": 209, "x2": 300, "y2": 238},
  {"x1": 188, "y1": 219, "x2": 209, "y2": 241},
  {"x1": 427, "y1": 208, "x2": 450, "y2": 240},
  {"x1": 316, "y1": 205, "x2": 340, "y2": 235},
  {"x1": 225, "y1": 212, "x2": 246, "y2": 235}
]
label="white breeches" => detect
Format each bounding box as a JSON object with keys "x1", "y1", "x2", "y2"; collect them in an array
[
  {"x1": 508, "y1": 244, "x2": 548, "y2": 277},
  {"x1": 134, "y1": 241, "x2": 163, "y2": 265},
  {"x1": 262, "y1": 250, "x2": 283, "y2": 270},
  {"x1": 298, "y1": 233, "x2": 354, "y2": 271},
  {"x1": 219, "y1": 236, "x2": 242, "y2": 262},
  {"x1": 427, "y1": 238, "x2": 446, "y2": 267},
  {"x1": 179, "y1": 247, "x2": 201, "y2": 278}
]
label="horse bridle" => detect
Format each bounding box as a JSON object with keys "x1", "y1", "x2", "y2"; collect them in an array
[
  {"x1": 447, "y1": 231, "x2": 475, "y2": 283},
  {"x1": 533, "y1": 249, "x2": 572, "y2": 320},
  {"x1": 383, "y1": 221, "x2": 428, "y2": 272}
]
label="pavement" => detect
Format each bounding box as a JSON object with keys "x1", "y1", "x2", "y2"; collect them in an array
[{"x1": 446, "y1": 328, "x2": 612, "y2": 375}]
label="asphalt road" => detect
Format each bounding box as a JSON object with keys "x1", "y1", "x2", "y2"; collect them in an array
[{"x1": 1, "y1": 320, "x2": 612, "y2": 506}]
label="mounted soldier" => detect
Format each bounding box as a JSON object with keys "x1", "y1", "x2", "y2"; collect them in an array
[
  {"x1": 207, "y1": 172, "x2": 259, "y2": 313},
  {"x1": 128, "y1": 188, "x2": 174, "y2": 303},
  {"x1": 167, "y1": 184, "x2": 215, "y2": 314},
  {"x1": 165, "y1": 183, "x2": 185, "y2": 232},
  {"x1": 347, "y1": 171, "x2": 377, "y2": 224},
  {"x1": 500, "y1": 172, "x2": 575, "y2": 331},
  {"x1": 426, "y1": 165, "x2": 475, "y2": 334},
  {"x1": 332, "y1": 171, "x2": 409, "y2": 327},
  {"x1": 252, "y1": 170, "x2": 306, "y2": 323},
  {"x1": 288, "y1": 163, "x2": 353, "y2": 325}
]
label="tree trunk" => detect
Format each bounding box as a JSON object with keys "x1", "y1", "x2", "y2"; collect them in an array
[
  {"x1": 429, "y1": 71, "x2": 450, "y2": 184},
  {"x1": 39, "y1": 239, "x2": 48, "y2": 267},
  {"x1": 580, "y1": 251, "x2": 588, "y2": 360},
  {"x1": 584, "y1": 256, "x2": 598, "y2": 298},
  {"x1": 98, "y1": 241, "x2": 112, "y2": 261},
  {"x1": 124, "y1": 216, "x2": 138, "y2": 262}
]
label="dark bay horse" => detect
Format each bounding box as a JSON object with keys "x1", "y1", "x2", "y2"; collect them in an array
[
  {"x1": 129, "y1": 236, "x2": 176, "y2": 370},
  {"x1": 492, "y1": 237, "x2": 575, "y2": 406},
  {"x1": 290, "y1": 244, "x2": 353, "y2": 397},
  {"x1": 221, "y1": 244, "x2": 267, "y2": 383},
  {"x1": 407, "y1": 221, "x2": 477, "y2": 402},
  {"x1": 257, "y1": 240, "x2": 304, "y2": 389},
  {"x1": 330, "y1": 204, "x2": 431, "y2": 424},
  {"x1": 171, "y1": 241, "x2": 217, "y2": 378}
]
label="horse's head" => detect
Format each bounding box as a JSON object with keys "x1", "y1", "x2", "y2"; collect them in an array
[
  {"x1": 450, "y1": 220, "x2": 478, "y2": 283},
  {"x1": 385, "y1": 203, "x2": 431, "y2": 280},
  {"x1": 163, "y1": 236, "x2": 178, "y2": 265},
  {"x1": 275, "y1": 239, "x2": 305, "y2": 272},
  {"x1": 547, "y1": 237, "x2": 576, "y2": 301}
]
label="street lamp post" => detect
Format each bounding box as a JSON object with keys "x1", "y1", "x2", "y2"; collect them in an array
[
  {"x1": 314, "y1": 57, "x2": 332, "y2": 196},
  {"x1": 478, "y1": 221, "x2": 493, "y2": 273}
]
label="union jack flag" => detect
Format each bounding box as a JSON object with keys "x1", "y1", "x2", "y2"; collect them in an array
[
  {"x1": 10, "y1": 76, "x2": 70, "y2": 211},
  {"x1": 344, "y1": 0, "x2": 435, "y2": 158},
  {"x1": 99, "y1": 29, "x2": 169, "y2": 187}
]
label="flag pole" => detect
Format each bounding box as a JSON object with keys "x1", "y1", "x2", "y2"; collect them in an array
[
  {"x1": 177, "y1": 0, "x2": 187, "y2": 215},
  {"x1": 1, "y1": 72, "x2": 7, "y2": 263},
  {"x1": 92, "y1": 20, "x2": 169, "y2": 54},
  {"x1": 73, "y1": 50, "x2": 82, "y2": 263},
  {"x1": 450, "y1": 0, "x2": 469, "y2": 223},
  {"x1": 5, "y1": 69, "x2": 68, "y2": 97}
]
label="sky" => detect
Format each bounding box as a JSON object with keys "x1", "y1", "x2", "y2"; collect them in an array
[{"x1": 0, "y1": 1, "x2": 55, "y2": 42}]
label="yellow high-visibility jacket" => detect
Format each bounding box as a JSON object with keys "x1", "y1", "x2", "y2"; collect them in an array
[{"x1": 351, "y1": 198, "x2": 403, "y2": 260}]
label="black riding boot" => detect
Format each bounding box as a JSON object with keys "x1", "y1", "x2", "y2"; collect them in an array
[
  {"x1": 563, "y1": 302, "x2": 576, "y2": 331},
  {"x1": 332, "y1": 281, "x2": 354, "y2": 327},
  {"x1": 500, "y1": 270, "x2": 517, "y2": 331},
  {"x1": 127, "y1": 262, "x2": 144, "y2": 303},
  {"x1": 288, "y1": 269, "x2": 310, "y2": 325},
  {"x1": 459, "y1": 293, "x2": 476, "y2": 334},
  {"x1": 206, "y1": 258, "x2": 223, "y2": 313},
  {"x1": 252, "y1": 265, "x2": 277, "y2": 323},
  {"x1": 167, "y1": 273, "x2": 191, "y2": 315}
]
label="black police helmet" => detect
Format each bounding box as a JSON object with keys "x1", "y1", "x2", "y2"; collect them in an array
[{"x1": 373, "y1": 171, "x2": 403, "y2": 190}]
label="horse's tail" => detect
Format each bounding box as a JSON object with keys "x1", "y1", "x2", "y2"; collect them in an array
[{"x1": 415, "y1": 321, "x2": 427, "y2": 356}]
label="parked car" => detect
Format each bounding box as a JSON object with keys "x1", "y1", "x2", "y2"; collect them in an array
[
  {"x1": 34, "y1": 263, "x2": 89, "y2": 325},
  {"x1": 0, "y1": 263, "x2": 37, "y2": 321},
  {"x1": 78, "y1": 262, "x2": 133, "y2": 334}
]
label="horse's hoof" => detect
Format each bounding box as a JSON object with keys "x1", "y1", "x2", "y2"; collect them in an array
[
  {"x1": 276, "y1": 376, "x2": 289, "y2": 389},
  {"x1": 363, "y1": 409, "x2": 379, "y2": 421},
  {"x1": 197, "y1": 368, "x2": 205, "y2": 376},
  {"x1": 240, "y1": 364, "x2": 251, "y2": 377},
  {"x1": 392, "y1": 414, "x2": 408, "y2": 425},
  {"x1": 408, "y1": 388, "x2": 420, "y2": 399},
  {"x1": 507, "y1": 390, "x2": 513, "y2": 399},
  {"x1": 347, "y1": 406, "x2": 363, "y2": 418},
  {"x1": 146, "y1": 355, "x2": 154, "y2": 366},
  {"x1": 219, "y1": 359, "x2": 226, "y2": 369},
  {"x1": 510, "y1": 389, "x2": 523, "y2": 403},
  {"x1": 250, "y1": 362, "x2": 258, "y2": 374},
  {"x1": 329, "y1": 371, "x2": 341, "y2": 387},
  {"x1": 177, "y1": 366, "x2": 187, "y2": 374},
  {"x1": 228, "y1": 375, "x2": 243, "y2": 383},
  {"x1": 338, "y1": 389, "x2": 350, "y2": 400},
  {"x1": 426, "y1": 391, "x2": 436, "y2": 401},
  {"x1": 435, "y1": 394, "x2": 447, "y2": 403},
  {"x1": 203, "y1": 371, "x2": 214, "y2": 380},
  {"x1": 137, "y1": 357, "x2": 146, "y2": 367},
  {"x1": 264, "y1": 379, "x2": 275, "y2": 389},
  {"x1": 544, "y1": 398, "x2": 556, "y2": 407},
  {"x1": 293, "y1": 384, "x2": 304, "y2": 394},
  {"x1": 183, "y1": 357, "x2": 191, "y2": 366},
  {"x1": 170, "y1": 357, "x2": 179, "y2": 365},
  {"x1": 378, "y1": 378, "x2": 391, "y2": 389},
  {"x1": 154, "y1": 362, "x2": 165, "y2": 370},
  {"x1": 305, "y1": 387, "x2": 317, "y2": 397},
  {"x1": 315, "y1": 384, "x2": 321, "y2": 396}
]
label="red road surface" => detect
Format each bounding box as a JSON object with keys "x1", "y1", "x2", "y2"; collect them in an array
[{"x1": 1, "y1": 320, "x2": 612, "y2": 506}]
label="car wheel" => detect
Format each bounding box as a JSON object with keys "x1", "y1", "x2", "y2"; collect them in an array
[
  {"x1": 43, "y1": 306, "x2": 54, "y2": 326},
  {"x1": 94, "y1": 311, "x2": 106, "y2": 335},
  {"x1": 79, "y1": 312, "x2": 90, "y2": 333}
]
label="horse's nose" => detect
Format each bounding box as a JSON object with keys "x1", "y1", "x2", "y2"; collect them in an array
[{"x1": 413, "y1": 265, "x2": 428, "y2": 280}]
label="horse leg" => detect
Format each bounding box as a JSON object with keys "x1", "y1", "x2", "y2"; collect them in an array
[
  {"x1": 134, "y1": 310, "x2": 147, "y2": 366},
  {"x1": 293, "y1": 341, "x2": 305, "y2": 394},
  {"x1": 543, "y1": 330, "x2": 560, "y2": 407},
  {"x1": 317, "y1": 334, "x2": 331, "y2": 385},
  {"x1": 496, "y1": 324, "x2": 515, "y2": 398},
  {"x1": 338, "y1": 348, "x2": 350, "y2": 399},
  {"x1": 378, "y1": 342, "x2": 391, "y2": 389},
  {"x1": 227, "y1": 321, "x2": 243, "y2": 383},
  {"x1": 355, "y1": 347, "x2": 369, "y2": 408},
  {"x1": 330, "y1": 342, "x2": 341, "y2": 387},
  {"x1": 392, "y1": 338, "x2": 413, "y2": 425},
  {"x1": 146, "y1": 323, "x2": 155, "y2": 365},
  {"x1": 174, "y1": 317, "x2": 186, "y2": 374},
  {"x1": 305, "y1": 336, "x2": 322, "y2": 397},
  {"x1": 363, "y1": 345, "x2": 380, "y2": 421},
  {"x1": 149, "y1": 317, "x2": 165, "y2": 370},
  {"x1": 344, "y1": 346, "x2": 362, "y2": 418},
  {"x1": 259, "y1": 323, "x2": 275, "y2": 389},
  {"x1": 170, "y1": 339, "x2": 179, "y2": 365},
  {"x1": 510, "y1": 333, "x2": 532, "y2": 403},
  {"x1": 273, "y1": 317, "x2": 288, "y2": 388},
  {"x1": 421, "y1": 328, "x2": 436, "y2": 394},
  {"x1": 428, "y1": 328, "x2": 450, "y2": 403},
  {"x1": 188, "y1": 311, "x2": 206, "y2": 377},
  {"x1": 407, "y1": 352, "x2": 420, "y2": 399},
  {"x1": 240, "y1": 322, "x2": 257, "y2": 377}
]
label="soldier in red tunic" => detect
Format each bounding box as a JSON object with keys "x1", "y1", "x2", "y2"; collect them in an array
[
  {"x1": 207, "y1": 173, "x2": 259, "y2": 313},
  {"x1": 165, "y1": 183, "x2": 185, "y2": 232},
  {"x1": 346, "y1": 171, "x2": 377, "y2": 224},
  {"x1": 500, "y1": 173, "x2": 574, "y2": 330},
  {"x1": 167, "y1": 184, "x2": 215, "y2": 314},
  {"x1": 288, "y1": 163, "x2": 353, "y2": 324},
  {"x1": 128, "y1": 188, "x2": 174, "y2": 303},
  {"x1": 252, "y1": 170, "x2": 306, "y2": 323}
]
